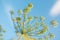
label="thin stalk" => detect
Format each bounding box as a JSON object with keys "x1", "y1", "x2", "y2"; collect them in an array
[{"x1": 11, "y1": 15, "x2": 17, "y2": 30}]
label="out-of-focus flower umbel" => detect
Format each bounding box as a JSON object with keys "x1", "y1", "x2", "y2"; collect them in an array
[
  {"x1": 40, "y1": 16, "x2": 45, "y2": 21},
  {"x1": 37, "y1": 29, "x2": 48, "y2": 34},
  {"x1": 28, "y1": 3, "x2": 33, "y2": 9},
  {"x1": 23, "y1": 7, "x2": 30, "y2": 14},
  {"x1": 9, "y1": 3, "x2": 58, "y2": 40},
  {"x1": 23, "y1": 3, "x2": 33, "y2": 14},
  {"x1": 43, "y1": 26, "x2": 49, "y2": 30},
  {"x1": 44, "y1": 36, "x2": 49, "y2": 40},
  {"x1": 49, "y1": 33, "x2": 55, "y2": 38},
  {"x1": 40, "y1": 22, "x2": 45, "y2": 27},
  {"x1": 10, "y1": 10, "x2": 14, "y2": 15},
  {"x1": 51, "y1": 20, "x2": 58, "y2": 26},
  {"x1": 24, "y1": 14, "x2": 27, "y2": 18},
  {"x1": 35, "y1": 22, "x2": 39, "y2": 25},
  {"x1": 28, "y1": 16, "x2": 33, "y2": 21},
  {"x1": 18, "y1": 10, "x2": 23, "y2": 14},
  {"x1": 13, "y1": 17, "x2": 21, "y2": 22}
]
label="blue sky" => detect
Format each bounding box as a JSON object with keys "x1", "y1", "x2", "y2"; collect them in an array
[{"x1": 0, "y1": 0, "x2": 60, "y2": 40}]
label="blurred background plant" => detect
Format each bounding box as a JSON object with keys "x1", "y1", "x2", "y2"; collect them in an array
[
  {"x1": 0, "y1": 25, "x2": 6, "y2": 40},
  {"x1": 10, "y1": 3, "x2": 58, "y2": 40}
]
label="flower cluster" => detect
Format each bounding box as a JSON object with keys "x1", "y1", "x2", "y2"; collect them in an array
[{"x1": 10, "y1": 3, "x2": 58, "y2": 40}]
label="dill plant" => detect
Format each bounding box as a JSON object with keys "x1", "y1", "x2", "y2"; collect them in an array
[{"x1": 10, "y1": 3, "x2": 58, "y2": 40}]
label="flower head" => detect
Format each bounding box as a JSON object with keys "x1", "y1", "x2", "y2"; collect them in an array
[
  {"x1": 23, "y1": 7, "x2": 30, "y2": 14},
  {"x1": 50, "y1": 20, "x2": 58, "y2": 26},
  {"x1": 13, "y1": 17, "x2": 21, "y2": 22},
  {"x1": 18, "y1": 10, "x2": 23, "y2": 14},
  {"x1": 10, "y1": 10, "x2": 14, "y2": 15},
  {"x1": 44, "y1": 36, "x2": 49, "y2": 40},
  {"x1": 28, "y1": 16, "x2": 33, "y2": 21},
  {"x1": 40, "y1": 16, "x2": 45, "y2": 21},
  {"x1": 49, "y1": 33, "x2": 55, "y2": 38},
  {"x1": 28, "y1": 3, "x2": 33, "y2": 9}
]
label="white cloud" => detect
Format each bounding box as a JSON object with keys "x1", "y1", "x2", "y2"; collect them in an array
[{"x1": 50, "y1": 0, "x2": 60, "y2": 17}]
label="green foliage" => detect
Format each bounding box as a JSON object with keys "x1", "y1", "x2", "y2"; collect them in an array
[{"x1": 10, "y1": 3, "x2": 58, "y2": 40}]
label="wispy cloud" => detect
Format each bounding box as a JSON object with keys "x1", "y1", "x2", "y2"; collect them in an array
[{"x1": 50, "y1": 0, "x2": 60, "y2": 17}]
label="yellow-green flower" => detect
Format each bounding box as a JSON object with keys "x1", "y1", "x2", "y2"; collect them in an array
[
  {"x1": 22, "y1": 29, "x2": 27, "y2": 34},
  {"x1": 27, "y1": 27, "x2": 31, "y2": 32},
  {"x1": 28, "y1": 16, "x2": 33, "y2": 21},
  {"x1": 16, "y1": 17, "x2": 21, "y2": 21},
  {"x1": 44, "y1": 36, "x2": 49, "y2": 40},
  {"x1": 40, "y1": 22, "x2": 44, "y2": 26},
  {"x1": 13, "y1": 18, "x2": 16, "y2": 22},
  {"x1": 40, "y1": 16, "x2": 45, "y2": 21},
  {"x1": 43, "y1": 26, "x2": 49, "y2": 30},
  {"x1": 24, "y1": 14, "x2": 27, "y2": 18},
  {"x1": 18, "y1": 10, "x2": 23, "y2": 14},
  {"x1": 23, "y1": 7, "x2": 30, "y2": 14},
  {"x1": 28, "y1": 3, "x2": 33, "y2": 9},
  {"x1": 51, "y1": 20, "x2": 58, "y2": 26},
  {"x1": 37, "y1": 29, "x2": 47, "y2": 34},
  {"x1": 13, "y1": 17, "x2": 21, "y2": 22},
  {"x1": 49, "y1": 33, "x2": 55, "y2": 38},
  {"x1": 35, "y1": 22, "x2": 39, "y2": 27},
  {"x1": 25, "y1": 19, "x2": 29, "y2": 23}
]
